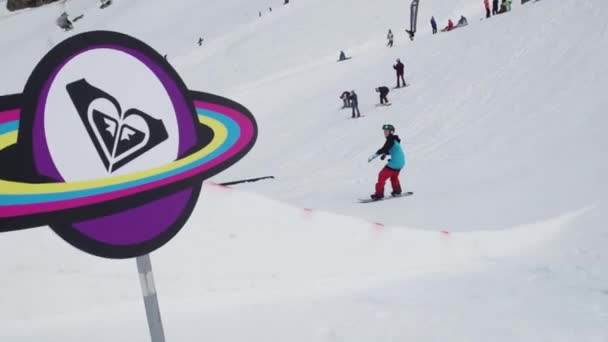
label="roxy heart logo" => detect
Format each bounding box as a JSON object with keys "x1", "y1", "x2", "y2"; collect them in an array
[{"x1": 66, "y1": 79, "x2": 169, "y2": 173}]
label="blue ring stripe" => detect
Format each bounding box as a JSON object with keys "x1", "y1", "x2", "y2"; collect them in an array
[
  {"x1": 0, "y1": 121, "x2": 18, "y2": 135},
  {"x1": 0, "y1": 109, "x2": 240, "y2": 206}
]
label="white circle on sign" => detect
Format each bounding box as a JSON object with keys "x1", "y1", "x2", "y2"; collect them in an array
[{"x1": 43, "y1": 48, "x2": 179, "y2": 182}]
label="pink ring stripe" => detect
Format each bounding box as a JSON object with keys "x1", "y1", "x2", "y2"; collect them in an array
[{"x1": 0, "y1": 109, "x2": 20, "y2": 124}]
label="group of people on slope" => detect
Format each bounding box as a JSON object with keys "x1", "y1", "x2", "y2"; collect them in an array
[
  {"x1": 485, "y1": 0, "x2": 513, "y2": 17},
  {"x1": 339, "y1": 58, "x2": 407, "y2": 117},
  {"x1": 430, "y1": 15, "x2": 468, "y2": 34}
]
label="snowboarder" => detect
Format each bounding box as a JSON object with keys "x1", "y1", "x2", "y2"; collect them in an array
[
  {"x1": 56, "y1": 12, "x2": 73, "y2": 31},
  {"x1": 492, "y1": 0, "x2": 499, "y2": 15},
  {"x1": 484, "y1": 0, "x2": 491, "y2": 18},
  {"x1": 393, "y1": 59, "x2": 406, "y2": 88},
  {"x1": 367, "y1": 124, "x2": 405, "y2": 200},
  {"x1": 457, "y1": 15, "x2": 468, "y2": 27},
  {"x1": 350, "y1": 90, "x2": 361, "y2": 118},
  {"x1": 430, "y1": 16, "x2": 437, "y2": 34},
  {"x1": 376, "y1": 87, "x2": 390, "y2": 105},
  {"x1": 198, "y1": 37, "x2": 204, "y2": 46},
  {"x1": 340, "y1": 91, "x2": 351, "y2": 108},
  {"x1": 441, "y1": 19, "x2": 454, "y2": 32},
  {"x1": 338, "y1": 50, "x2": 350, "y2": 61},
  {"x1": 387, "y1": 29, "x2": 394, "y2": 47}
]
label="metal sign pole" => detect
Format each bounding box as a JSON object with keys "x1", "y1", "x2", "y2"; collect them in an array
[{"x1": 136, "y1": 254, "x2": 166, "y2": 342}]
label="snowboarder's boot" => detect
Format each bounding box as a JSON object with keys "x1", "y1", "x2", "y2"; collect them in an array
[
  {"x1": 370, "y1": 193, "x2": 384, "y2": 201},
  {"x1": 391, "y1": 186, "x2": 402, "y2": 197}
]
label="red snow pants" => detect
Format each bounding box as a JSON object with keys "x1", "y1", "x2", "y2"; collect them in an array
[{"x1": 375, "y1": 167, "x2": 401, "y2": 196}]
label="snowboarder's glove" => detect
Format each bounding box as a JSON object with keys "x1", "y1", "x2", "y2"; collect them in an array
[
  {"x1": 368, "y1": 153, "x2": 378, "y2": 163},
  {"x1": 380, "y1": 154, "x2": 386, "y2": 161}
]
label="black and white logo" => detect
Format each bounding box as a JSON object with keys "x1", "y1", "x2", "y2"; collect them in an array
[{"x1": 66, "y1": 79, "x2": 168, "y2": 173}]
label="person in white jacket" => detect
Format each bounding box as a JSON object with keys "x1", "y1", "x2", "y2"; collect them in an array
[{"x1": 387, "y1": 29, "x2": 394, "y2": 47}]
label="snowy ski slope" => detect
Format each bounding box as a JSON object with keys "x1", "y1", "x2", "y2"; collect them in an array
[{"x1": 0, "y1": 0, "x2": 607, "y2": 341}]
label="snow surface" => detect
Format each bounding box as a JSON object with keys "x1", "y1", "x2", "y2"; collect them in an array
[{"x1": 1, "y1": 0, "x2": 608, "y2": 341}]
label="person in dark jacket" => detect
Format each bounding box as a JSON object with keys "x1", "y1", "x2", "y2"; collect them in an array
[
  {"x1": 430, "y1": 16, "x2": 438, "y2": 34},
  {"x1": 350, "y1": 90, "x2": 361, "y2": 118},
  {"x1": 393, "y1": 59, "x2": 406, "y2": 88},
  {"x1": 457, "y1": 15, "x2": 468, "y2": 27},
  {"x1": 376, "y1": 87, "x2": 390, "y2": 105},
  {"x1": 198, "y1": 37, "x2": 204, "y2": 46},
  {"x1": 492, "y1": 0, "x2": 499, "y2": 15},
  {"x1": 367, "y1": 124, "x2": 406, "y2": 200},
  {"x1": 484, "y1": 0, "x2": 491, "y2": 18},
  {"x1": 340, "y1": 91, "x2": 351, "y2": 108}
]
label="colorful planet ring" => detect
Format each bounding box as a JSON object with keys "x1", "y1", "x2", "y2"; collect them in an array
[{"x1": 0, "y1": 31, "x2": 257, "y2": 259}]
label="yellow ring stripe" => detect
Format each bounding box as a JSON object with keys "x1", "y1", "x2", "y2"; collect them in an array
[
  {"x1": 0, "y1": 115, "x2": 227, "y2": 194},
  {"x1": 0, "y1": 131, "x2": 17, "y2": 151}
]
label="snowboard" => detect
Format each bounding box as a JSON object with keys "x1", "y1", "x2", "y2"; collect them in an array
[
  {"x1": 392, "y1": 84, "x2": 410, "y2": 90},
  {"x1": 358, "y1": 191, "x2": 414, "y2": 203},
  {"x1": 375, "y1": 103, "x2": 392, "y2": 107},
  {"x1": 350, "y1": 115, "x2": 365, "y2": 119}
]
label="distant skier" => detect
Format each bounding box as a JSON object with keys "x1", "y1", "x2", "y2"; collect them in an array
[
  {"x1": 457, "y1": 15, "x2": 468, "y2": 27},
  {"x1": 393, "y1": 59, "x2": 406, "y2": 88},
  {"x1": 338, "y1": 50, "x2": 350, "y2": 61},
  {"x1": 484, "y1": 0, "x2": 491, "y2": 18},
  {"x1": 284, "y1": 0, "x2": 289, "y2": 4},
  {"x1": 56, "y1": 12, "x2": 73, "y2": 31},
  {"x1": 340, "y1": 91, "x2": 351, "y2": 108},
  {"x1": 441, "y1": 19, "x2": 454, "y2": 32},
  {"x1": 350, "y1": 90, "x2": 361, "y2": 118},
  {"x1": 430, "y1": 16, "x2": 437, "y2": 34},
  {"x1": 198, "y1": 37, "x2": 204, "y2": 46},
  {"x1": 492, "y1": 0, "x2": 499, "y2": 15},
  {"x1": 376, "y1": 86, "x2": 390, "y2": 105},
  {"x1": 367, "y1": 124, "x2": 405, "y2": 200},
  {"x1": 387, "y1": 29, "x2": 394, "y2": 47},
  {"x1": 259, "y1": 11, "x2": 262, "y2": 17}
]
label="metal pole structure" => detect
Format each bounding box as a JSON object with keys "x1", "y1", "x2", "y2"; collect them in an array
[{"x1": 136, "y1": 254, "x2": 166, "y2": 342}]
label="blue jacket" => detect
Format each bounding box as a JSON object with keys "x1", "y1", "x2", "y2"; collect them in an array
[{"x1": 377, "y1": 134, "x2": 405, "y2": 170}]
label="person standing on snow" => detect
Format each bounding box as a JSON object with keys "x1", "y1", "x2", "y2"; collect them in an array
[
  {"x1": 340, "y1": 91, "x2": 351, "y2": 108},
  {"x1": 387, "y1": 29, "x2": 394, "y2": 47},
  {"x1": 393, "y1": 59, "x2": 406, "y2": 88},
  {"x1": 367, "y1": 124, "x2": 405, "y2": 200},
  {"x1": 376, "y1": 86, "x2": 390, "y2": 105},
  {"x1": 492, "y1": 0, "x2": 499, "y2": 15},
  {"x1": 430, "y1": 16, "x2": 438, "y2": 34},
  {"x1": 350, "y1": 90, "x2": 361, "y2": 118},
  {"x1": 484, "y1": 0, "x2": 491, "y2": 18}
]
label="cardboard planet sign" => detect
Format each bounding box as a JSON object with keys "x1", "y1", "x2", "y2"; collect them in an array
[{"x1": 0, "y1": 31, "x2": 257, "y2": 259}]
